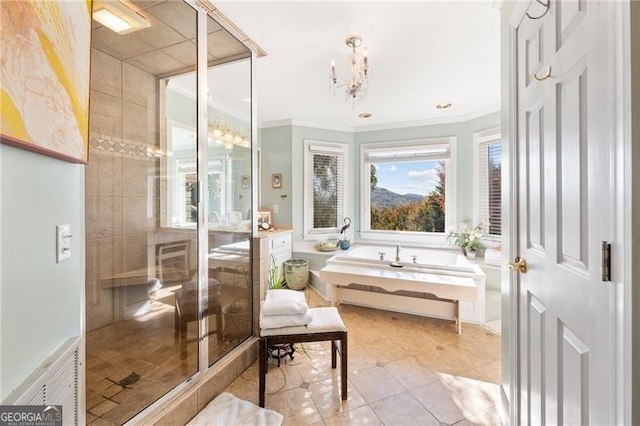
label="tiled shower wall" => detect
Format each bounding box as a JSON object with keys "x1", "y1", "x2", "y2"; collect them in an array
[{"x1": 86, "y1": 48, "x2": 159, "y2": 331}]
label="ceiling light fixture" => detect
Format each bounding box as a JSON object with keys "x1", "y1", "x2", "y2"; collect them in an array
[
  {"x1": 208, "y1": 118, "x2": 250, "y2": 149},
  {"x1": 436, "y1": 103, "x2": 452, "y2": 109},
  {"x1": 331, "y1": 35, "x2": 369, "y2": 103},
  {"x1": 93, "y1": 0, "x2": 151, "y2": 35}
]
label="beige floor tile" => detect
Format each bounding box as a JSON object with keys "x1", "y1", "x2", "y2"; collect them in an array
[
  {"x1": 370, "y1": 393, "x2": 440, "y2": 426},
  {"x1": 265, "y1": 387, "x2": 323, "y2": 426},
  {"x1": 323, "y1": 405, "x2": 383, "y2": 426},
  {"x1": 470, "y1": 360, "x2": 502, "y2": 384},
  {"x1": 454, "y1": 405, "x2": 502, "y2": 426},
  {"x1": 384, "y1": 356, "x2": 439, "y2": 390},
  {"x1": 414, "y1": 345, "x2": 473, "y2": 376},
  {"x1": 348, "y1": 366, "x2": 405, "y2": 404},
  {"x1": 410, "y1": 374, "x2": 499, "y2": 424},
  {"x1": 308, "y1": 377, "x2": 367, "y2": 420}
]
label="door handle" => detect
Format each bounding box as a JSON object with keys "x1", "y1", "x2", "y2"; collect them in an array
[{"x1": 508, "y1": 257, "x2": 528, "y2": 274}]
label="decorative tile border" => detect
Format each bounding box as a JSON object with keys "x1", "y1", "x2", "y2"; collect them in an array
[{"x1": 89, "y1": 133, "x2": 160, "y2": 161}]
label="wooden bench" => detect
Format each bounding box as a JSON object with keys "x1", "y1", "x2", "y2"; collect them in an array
[{"x1": 259, "y1": 307, "x2": 347, "y2": 407}]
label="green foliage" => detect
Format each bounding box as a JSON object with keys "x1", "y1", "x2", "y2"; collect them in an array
[
  {"x1": 370, "y1": 161, "x2": 446, "y2": 232},
  {"x1": 268, "y1": 255, "x2": 285, "y2": 289},
  {"x1": 370, "y1": 164, "x2": 378, "y2": 188},
  {"x1": 447, "y1": 221, "x2": 485, "y2": 252}
]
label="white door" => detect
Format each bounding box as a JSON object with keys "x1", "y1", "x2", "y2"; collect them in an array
[{"x1": 513, "y1": 1, "x2": 617, "y2": 424}]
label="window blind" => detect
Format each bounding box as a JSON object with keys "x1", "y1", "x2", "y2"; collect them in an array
[
  {"x1": 478, "y1": 141, "x2": 501, "y2": 235},
  {"x1": 304, "y1": 141, "x2": 345, "y2": 234}
]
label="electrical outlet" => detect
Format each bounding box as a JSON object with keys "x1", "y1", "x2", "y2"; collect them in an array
[
  {"x1": 56, "y1": 224, "x2": 72, "y2": 263},
  {"x1": 273, "y1": 204, "x2": 279, "y2": 214}
]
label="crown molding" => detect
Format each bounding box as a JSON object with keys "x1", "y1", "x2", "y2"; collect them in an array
[
  {"x1": 353, "y1": 104, "x2": 501, "y2": 133},
  {"x1": 261, "y1": 104, "x2": 500, "y2": 133},
  {"x1": 261, "y1": 119, "x2": 355, "y2": 133}
]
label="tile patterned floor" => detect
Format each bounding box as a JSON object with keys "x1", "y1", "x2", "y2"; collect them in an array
[
  {"x1": 224, "y1": 289, "x2": 502, "y2": 426},
  {"x1": 86, "y1": 287, "x2": 501, "y2": 425}
]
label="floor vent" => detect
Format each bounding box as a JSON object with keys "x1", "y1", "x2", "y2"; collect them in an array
[{"x1": 2, "y1": 337, "x2": 80, "y2": 426}]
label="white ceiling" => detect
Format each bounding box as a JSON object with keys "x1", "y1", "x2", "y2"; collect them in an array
[{"x1": 214, "y1": 1, "x2": 502, "y2": 130}]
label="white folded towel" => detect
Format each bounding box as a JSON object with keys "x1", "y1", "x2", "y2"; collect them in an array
[
  {"x1": 260, "y1": 307, "x2": 313, "y2": 329},
  {"x1": 262, "y1": 289, "x2": 309, "y2": 316}
]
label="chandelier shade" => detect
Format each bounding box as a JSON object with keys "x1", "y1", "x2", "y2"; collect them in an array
[{"x1": 330, "y1": 35, "x2": 369, "y2": 102}]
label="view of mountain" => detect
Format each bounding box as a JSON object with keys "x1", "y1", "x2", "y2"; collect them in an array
[{"x1": 371, "y1": 186, "x2": 424, "y2": 209}]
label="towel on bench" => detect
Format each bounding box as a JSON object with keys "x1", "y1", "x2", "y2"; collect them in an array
[
  {"x1": 260, "y1": 302, "x2": 313, "y2": 329},
  {"x1": 262, "y1": 289, "x2": 308, "y2": 316}
]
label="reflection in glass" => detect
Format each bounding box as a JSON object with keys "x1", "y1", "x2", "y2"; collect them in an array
[
  {"x1": 206, "y1": 14, "x2": 253, "y2": 366},
  {"x1": 85, "y1": 1, "x2": 198, "y2": 423}
]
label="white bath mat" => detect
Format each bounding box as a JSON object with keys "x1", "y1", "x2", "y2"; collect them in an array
[{"x1": 187, "y1": 392, "x2": 283, "y2": 426}]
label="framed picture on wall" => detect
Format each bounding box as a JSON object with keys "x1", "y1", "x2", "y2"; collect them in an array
[
  {"x1": 0, "y1": 1, "x2": 91, "y2": 164},
  {"x1": 272, "y1": 173, "x2": 282, "y2": 189},
  {"x1": 241, "y1": 175, "x2": 249, "y2": 188}
]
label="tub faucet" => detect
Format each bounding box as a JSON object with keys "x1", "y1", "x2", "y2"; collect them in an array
[{"x1": 395, "y1": 245, "x2": 401, "y2": 262}]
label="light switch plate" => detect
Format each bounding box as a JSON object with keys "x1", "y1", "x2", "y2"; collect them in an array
[{"x1": 56, "y1": 224, "x2": 72, "y2": 263}]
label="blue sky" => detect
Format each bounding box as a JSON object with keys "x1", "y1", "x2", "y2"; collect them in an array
[{"x1": 374, "y1": 160, "x2": 441, "y2": 196}]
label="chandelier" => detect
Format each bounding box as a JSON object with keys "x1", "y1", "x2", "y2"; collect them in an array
[{"x1": 330, "y1": 35, "x2": 369, "y2": 102}]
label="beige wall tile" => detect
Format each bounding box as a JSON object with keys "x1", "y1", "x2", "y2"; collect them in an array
[
  {"x1": 122, "y1": 159, "x2": 151, "y2": 198},
  {"x1": 155, "y1": 395, "x2": 198, "y2": 426},
  {"x1": 122, "y1": 234, "x2": 148, "y2": 272},
  {"x1": 90, "y1": 90, "x2": 122, "y2": 139},
  {"x1": 197, "y1": 362, "x2": 238, "y2": 412},
  {"x1": 123, "y1": 197, "x2": 148, "y2": 235},
  {"x1": 86, "y1": 196, "x2": 123, "y2": 240},
  {"x1": 123, "y1": 63, "x2": 157, "y2": 110},
  {"x1": 122, "y1": 101, "x2": 156, "y2": 144},
  {"x1": 91, "y1": 48, "x2": 122, "y2": 98}
]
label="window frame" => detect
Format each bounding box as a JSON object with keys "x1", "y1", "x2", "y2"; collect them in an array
[
  {"x1": 360, "y1": 137, "x2": 457, "y2": 246},
  {"x1": 302, "y1": 139, "x2": 348, "y2": 240},
  {"x1": 473, "y1": 127, "x2": 502, "y2": 241}
]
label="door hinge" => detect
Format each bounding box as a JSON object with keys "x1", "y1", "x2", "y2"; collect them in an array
[{"x1": 601, "y1": 241, "x2": 611, "y2": 282}]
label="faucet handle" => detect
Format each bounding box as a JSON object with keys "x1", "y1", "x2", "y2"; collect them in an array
[
  {"x1": 411, "y1": 254, "x2": 418, "y2": 263},
  {"x1": 378, "y1": 252, "x2": 386, "y2": 260}
]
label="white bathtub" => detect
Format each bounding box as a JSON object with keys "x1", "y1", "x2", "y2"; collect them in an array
[
  {"x1": 335, "y1": 244, "x2": 476, "y2": 274},
  {"x1": 319, "y1": 244, "x2": 487, "y2": 328}
]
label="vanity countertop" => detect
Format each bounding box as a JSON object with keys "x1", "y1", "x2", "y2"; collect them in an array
[{"x1": 256, "y1": 224, "x2": 292, "y2": 239}]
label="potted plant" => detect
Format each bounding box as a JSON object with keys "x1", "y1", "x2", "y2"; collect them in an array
[
  {"x1": 447, "y1": 221, "x2": 485, "y2": 258},
  {"x1": 268, "y1": 254, "x2": 285, "y2": 289}
]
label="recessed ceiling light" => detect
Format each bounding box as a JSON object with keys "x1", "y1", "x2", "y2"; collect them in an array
[
  {"x1": 436, "y1": 103, "x2": 452, "y2": 109},
  {"x1": 93, "y1": 0, "x2": 150, "y2": 35},
  {"x1": 358, "y1": 112, "x2": 372, "y2": 119}
]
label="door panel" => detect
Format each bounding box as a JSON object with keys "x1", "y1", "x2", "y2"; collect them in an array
[
  {"x1": 526, "y1": 106, "x2": 545, "y2": 253},
  {"x1": 515, "y1": 1, "x2": 615, "y2": 424},
  {"x1": 558, "y1": 323, "x2": 589, "y2": 425},
  {"x1": 558, "y1": 68, "x2": 588, "y2": 271}
]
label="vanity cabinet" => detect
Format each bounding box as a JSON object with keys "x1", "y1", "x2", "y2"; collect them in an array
[{"x1": 253, "y1": 228, "x2": 292, "y2": 301}]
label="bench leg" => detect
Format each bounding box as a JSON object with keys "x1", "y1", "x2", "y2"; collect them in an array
[
  {"x1": 454, "y1": 301, "x2": 461, "y2": 334},
  {"x1": 331, "y1": 340, "x2": 337, "y2": 369},
  {"x1": 341, "y1": 333, "x2": 348, "y2": 400},
  {"x1": 259, "y1": 337, "x2": 267, "y2": 407}
]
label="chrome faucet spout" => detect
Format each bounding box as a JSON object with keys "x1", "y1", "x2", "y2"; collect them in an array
[{"x1": 395, "y1": 244, "x2": 401, "y2": 262}]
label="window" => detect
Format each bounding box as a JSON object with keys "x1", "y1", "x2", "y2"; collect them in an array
[
  {"x1": 474, "y1": 128, "x2": 501, "y2": 237},
  {"x1": 361, "y1": 138, "x2": 456, "y2": 241},
  {"x1": 303, "y1": 140, "x2": 347, "y2": 237}
]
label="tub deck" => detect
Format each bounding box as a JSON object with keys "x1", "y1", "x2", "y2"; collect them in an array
[{"x1": 319, "y1": 263, "x2": 477, "y2": 334}]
